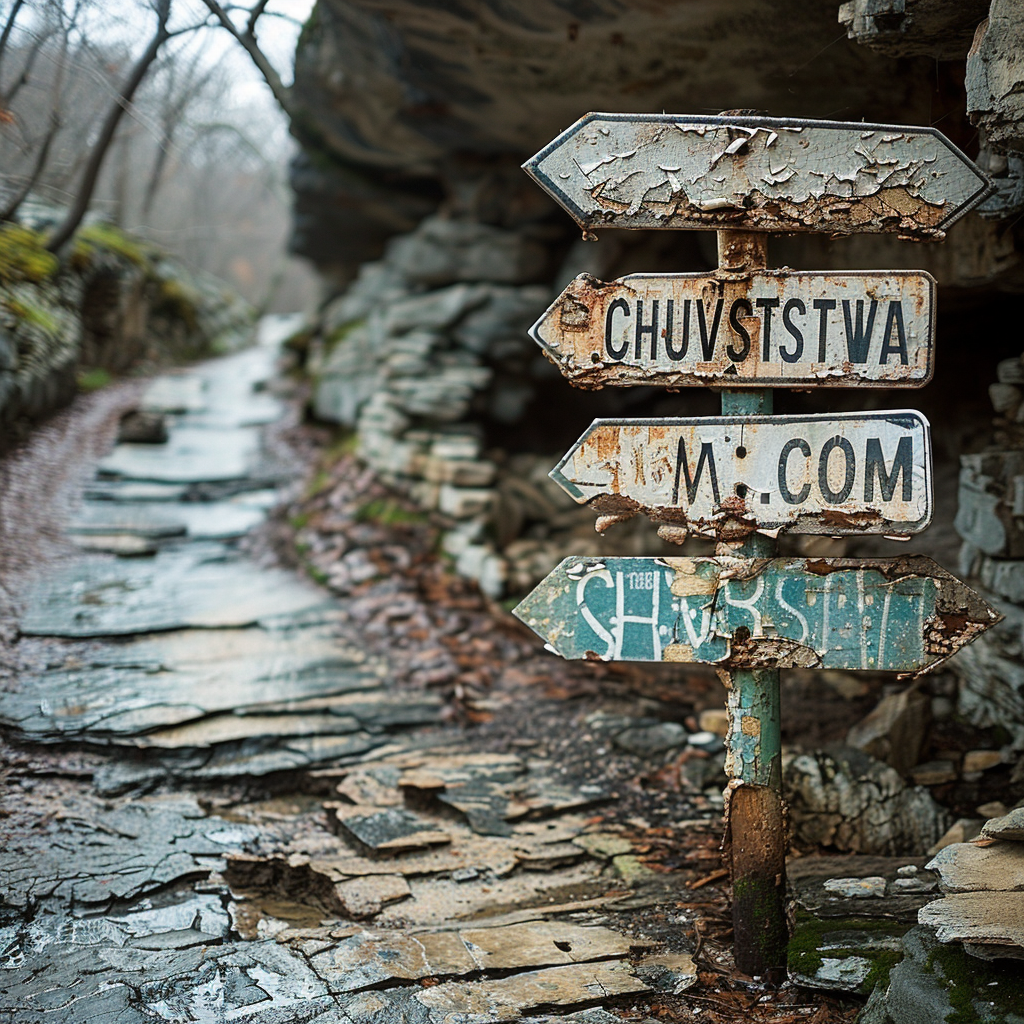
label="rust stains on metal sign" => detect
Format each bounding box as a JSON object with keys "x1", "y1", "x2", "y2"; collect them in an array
[
  {"x1": 513, "y1": 556, "x2": 1000, "y2": 674},
  {"x1": 551, "y1": 412, "x2": 932, "y2": 538},
  {"x1": 524, "y1": 114, "x2": 993, "y2": 240},
  {"x1": 531, "y1": 271, "x2": 935, "y2": 389}
]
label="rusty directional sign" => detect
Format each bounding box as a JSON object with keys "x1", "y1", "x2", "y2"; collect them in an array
[
  {"x1": 524, "y1": 114, "x2": 993, "y2": 239},
  {"x1": 514, "y1": 556, "x2": 999, "y2": 673},
  {"x1": 532, "y1": 271, "x2": 935, "y2": 389},
  {"x1": 552, "y1": 412, "x2": 931, "y2": 537}
]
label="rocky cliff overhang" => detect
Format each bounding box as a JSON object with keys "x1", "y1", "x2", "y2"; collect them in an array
[{"x1": 290, "y1": 0, "x2": 992, "y2": 276}]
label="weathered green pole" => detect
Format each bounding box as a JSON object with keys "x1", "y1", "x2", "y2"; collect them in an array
[{"x1": 716, "y1": 231, "x2": 788, "y2": 977}]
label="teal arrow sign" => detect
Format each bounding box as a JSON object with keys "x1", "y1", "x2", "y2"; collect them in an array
[{"x1": 514, "y1": 556, "x2": 999, "y2": 673}]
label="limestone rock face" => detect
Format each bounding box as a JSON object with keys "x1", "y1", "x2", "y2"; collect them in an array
[
  {"x1": 288, "y1": 0, "x2": 950, "y2": 270},
  {"x1": 839, "y1": 0, "x2": 990, "y2": 59},
  {"x1": 785, "y1": 747, "x2": 952, "y2": 856},
  {"x1": 967, "y1": 1, "x2": 1024, "y2": 153}
]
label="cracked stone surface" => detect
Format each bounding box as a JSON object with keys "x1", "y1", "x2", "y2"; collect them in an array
[
  {"x1": 18, "y1": 542, "x2": 331, "y2": 637},
  {"x1": 0, "y1": 796, "x2": 238, "y2": 910},
  {"x1": 0, "y1": 318, "x2": 718, "y2": 1022}
]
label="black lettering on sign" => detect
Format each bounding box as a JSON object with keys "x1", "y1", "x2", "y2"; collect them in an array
[
  {"x1": 864, "y1": 436, "x2": 913, "y2": 502},
  {"x1": 727, "y1": 299, "x2": 751, "y2": 362},
  {"x1": 756, "y1": 297, "x2": 780, "y2": 360},
  {"x1": 813, "y1": 298, "x2": 836, "y2": 361},
  {"x1": 664, "y1": 299, "x2": 687, "y2": 360},
  {"x1": 842, "y1": 299, "x2": 878, "y2": 364},
  {"x1": 780, "y1": 298, "x2": 805, "y2": 363},
  {"x1": 605, "y1": 298, "x2": 630, "y2": 360},
  {"x1": 879, "y1": 302, "x2": 909, "y2": 365},
  {"x1": 635, "y1": 299, "x2": 659, "y2": 360},
  {"x1": 697, "y1": 298, "x2": 724, "y2": 361},
  {"x1": 819, "y1": 435, "x2": 856, "y2": 503},
  {"x1": 672, "y1": 439, "x2": 720, "y2": 506},
  {"x1": 778, "y1": 438, "x2": 811, "y2": 504}
]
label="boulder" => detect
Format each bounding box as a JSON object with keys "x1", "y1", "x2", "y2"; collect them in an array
[
  {"x1": 845, "y1": 689, "x2": 931, "y2": 777},
  {"x1": 884, "y1": 926, "x2": 1024, "y2": 1023},
  {"x1": 785, "y1": 747, "x2": 952, "y2": 855}
]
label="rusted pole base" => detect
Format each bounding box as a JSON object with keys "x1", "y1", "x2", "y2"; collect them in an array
[
  {"x1": 715, "y1": 228, "x2": 789, "y2": 979},
  {"x1": 726, "y1": 782, "x2": 788, "y2": 977}
]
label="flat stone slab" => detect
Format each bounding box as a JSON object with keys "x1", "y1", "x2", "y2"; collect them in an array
[
  {"x1": 331, "y1": 806, "x2": 452, "y2": 853},
  {"x1": 69, "y1": 533, "x2": 160, "y2": 556},
  {"x1": 0, "y1": 939, "x2": 337, "y2": 1023},
  {"x1": 97, "y1": 427, "x2": 259, "y2": 483},
  {"x1": 92, "y1": 732, "x2": 398, "y2": 792},
  {"x1": 84, "y1": 480, "x2": 190, "y2": 502},
  {"x1": 0, "y1": 624, "x2": 382, "y2": 740},
  {"x1": 415, "y1": 961, "x2": 650, "y2": 1019},
  {"x1": 68, "y1": 496, "x2": 273, "y2": 542},
  {"x1": 130, "y1": 713, "x2": 364, "y2": 750},
  {"x1": 982, "y1": 807, "x2": 1024, "y2": 842},
  {"x1": 68, "y1": 503, "x2": 189, "y2": 538},
  {"x1": 18, "y1": 544, "x2": 330, "y2": 637},
  {"x1": 919, "y1": 892, "x2": 1024, "y2": 952},
  {"x1": 311, "y1": 922, "x2": 633, "y2": 993},
  {"x1": 0, "y1": 797, "x2": 238, "y2": 909},
  {"x1": 0, "y1": 894, "x2": 231, "y2": 966},
  {"x1": 928, "y1": 841, "x2": 1024, "y2": 892},
  {"x1": 141, "y1": 375, "x2": 207, "y2": 413}
]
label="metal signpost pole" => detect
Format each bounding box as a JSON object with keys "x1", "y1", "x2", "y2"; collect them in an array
[{"x1": 715, "y1": 231, "x2": 786, "y2": 975}]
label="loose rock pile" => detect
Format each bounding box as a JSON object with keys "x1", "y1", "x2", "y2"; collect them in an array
[
  {"x1": 307, "y1": 215, "x2": 678, "y2": 597},
  {"x1": 309, "y1": 216, "x2": 551, "y2": 596}
]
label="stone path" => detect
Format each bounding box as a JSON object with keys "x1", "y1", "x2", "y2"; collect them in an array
[{"x1": 0, "y1": 320, "x2": 706, "y2": 1023}]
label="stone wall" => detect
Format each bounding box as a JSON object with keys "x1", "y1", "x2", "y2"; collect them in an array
[{"x1": 952, "y1": 359, "x2": 1024, "y2": 751}]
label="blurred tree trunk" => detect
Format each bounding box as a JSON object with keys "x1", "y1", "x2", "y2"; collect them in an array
[{"x1": 46, "y1": 0, "x2": 173, "y2": 253}]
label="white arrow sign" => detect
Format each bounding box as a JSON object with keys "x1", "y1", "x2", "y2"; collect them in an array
[
  {"x1": 552, "y1": 412, "x2": 933, "y2": 537},
  {"x1": 524, "y1": 114, "x2": 993, "y2": 239}
]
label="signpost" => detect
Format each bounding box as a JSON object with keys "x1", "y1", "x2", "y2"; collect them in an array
[
  {"x1": 531, "y1": 270, "x2": 935, "y2": 389},
  {"x1": 551, "y1": 412, "x2": 932, "y2": 537},
  {"x1": 515, "y1": 114, "x2": 998, "y2": 978}
]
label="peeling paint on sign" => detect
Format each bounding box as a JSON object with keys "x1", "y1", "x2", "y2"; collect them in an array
[
  {"x1": 524, "y1": 114, "x2": 993, "y2": 239},
  {"x1": 531, "y1": 271, "x2": 935, "y2": 389},
  {"x1": 513, "y1": 556, "x2": 1000, "y2": 673},
  {"x1": 551, "y1": 412, "x2": 932, "y2": 538}
]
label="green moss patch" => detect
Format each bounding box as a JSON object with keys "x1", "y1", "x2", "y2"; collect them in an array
[
  {"x1": 71, "y1": 222, "x2": 154, "y2": 271},
  {"x1": 76, "y1": 368, "x2": 112, "y2": 392},
  {"x1": 926, "y1": 943, "x2": 1024, "y2": 1023},
  {"x1": 788, "y1": 912, "x2": 909, "y2": 994},
  {"x1": 354, "y1": 497, "x2": 427, "y2": 527},
  {"x1": 0, "y1": 225, "x2": 59, "y2": 284}
]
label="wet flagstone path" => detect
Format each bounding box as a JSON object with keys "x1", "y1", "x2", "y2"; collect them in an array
[{"x1": 0, "y1": 321, "x2": 714, "y2": 1023}]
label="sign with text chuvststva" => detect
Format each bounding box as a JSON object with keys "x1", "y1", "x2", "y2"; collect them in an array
[{"x1": 532, "y1": 271, "x2": 935, "y2": 389}]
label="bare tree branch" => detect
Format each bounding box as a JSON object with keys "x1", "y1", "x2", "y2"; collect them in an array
[
  {"x1": 198, "y1": 0, "x2": 294, "y2": 115},
  {"x1": 140, "y1": 49, "x2": 218, "y2": 220},
  {"x1": 2, "y1": 22, "x2": 54, "y2": 107},
  {"x1": 0, "y1": 0, "x2": 26, "y2": 79},
  {"x1": 46, "y1": 0, "x2": 174, "y2": 252},
  {"x1": 247, "y1": 0, "x2": 271, "y2": 37},
  {"x1": 0, "y1": 109, "x2": 59, "y2": 221}
]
